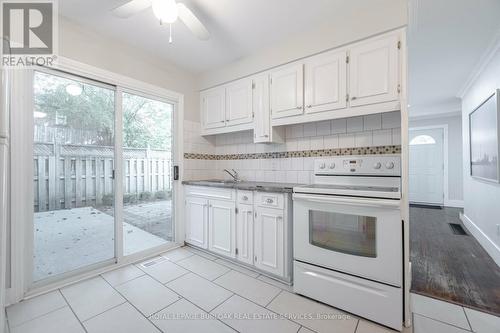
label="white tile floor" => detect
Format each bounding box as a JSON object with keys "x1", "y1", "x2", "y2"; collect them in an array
[{"x1": 6, "y1": 246, "x2": 500, "y2": 333}]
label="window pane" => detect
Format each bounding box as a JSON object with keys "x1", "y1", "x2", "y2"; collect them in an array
[
  {"x1": 121, "y1": 92, "x2": 174, "y2": 255},
  {"x1": 309, "y1": 210, "x2": 377, "y2": 257},
  {"x1": 33, "y1": 71, "x2": 115, "y2": 281}
]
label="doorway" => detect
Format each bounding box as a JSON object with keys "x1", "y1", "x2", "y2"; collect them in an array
[
  {"x1": 409, "y1": 127, "x2": 445, "y2": 206},
  {"x1": 30, "y1": 68, "x2": 177, "y2": 285}
]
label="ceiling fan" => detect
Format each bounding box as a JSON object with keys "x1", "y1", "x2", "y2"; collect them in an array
[{"x1": 111, "y1": 0, "x2": 210, "y2": 43}]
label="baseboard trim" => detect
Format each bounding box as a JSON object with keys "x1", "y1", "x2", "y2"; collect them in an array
[
  {"x1": 460, "y1": 213, "x2": 500, "y2": 267},
  {"x1": 444, "y1": 200, "x2": 464, "y2": 208}
]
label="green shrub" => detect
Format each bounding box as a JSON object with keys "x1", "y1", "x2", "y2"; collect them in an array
[
  {"x1": 155, "y1": 190, "x2": 171, "y2": 200},
  {"x1": 102, "y1": 194, "x2": 114, "y2": 206},
  {"x1": 123, "y1": 193, "x2": 138, "y2": 204},
  {"x1": 140, "y1": 191, "x2": 153, "y2": 201}
]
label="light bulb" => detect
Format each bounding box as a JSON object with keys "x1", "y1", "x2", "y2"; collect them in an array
[{"x1": 152, "y1": 0, "x2": 178, "y2": 24}]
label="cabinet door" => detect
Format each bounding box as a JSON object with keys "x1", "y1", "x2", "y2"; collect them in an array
[
  {"x1": 201, "y1": 87, "x2": 226, "y2": 129},
  {"x1": 225, "y1": 79, "x2": 253, "y2": 127},
  {"x1": 236, "y1": 203, "x2": 254, "y2": 265},
  {"x1": 252, "y1": 74, "x2": 271, "y2": 143},
  {"x1": 254, "y1": 207, "x2": 284, "y2": 277},
  {"x1": 349, "y1": 34, "x2": 399, "y2": 107},
  {"x1": 208, "y1": 199, "x2": 236, "y2": 258},
  {"x1": 185, "y1": 196, "x2": 208, "y2": 249},
  {"x1": 304, "y1": 50, "x2": 347, "y2": 114},
  {"x1": 270, "y1": 63, "x2": 304, "y2": 119}
]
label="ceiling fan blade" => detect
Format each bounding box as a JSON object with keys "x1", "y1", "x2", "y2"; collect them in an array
[
  {"x1": 112, "y1": 0, "x2": 152, "y2": 18},
  {"x1": 177, "y1": 3, "x2": 210, "y2": 41}
]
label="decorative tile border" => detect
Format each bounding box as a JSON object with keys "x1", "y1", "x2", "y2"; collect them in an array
[{"x1": 184, "y1": 145, "x2": 401, "y2": 160}]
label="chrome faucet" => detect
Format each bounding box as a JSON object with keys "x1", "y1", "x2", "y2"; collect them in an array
[{"x1": 223, "y1": 169, "x2": 240, "y2": 182}]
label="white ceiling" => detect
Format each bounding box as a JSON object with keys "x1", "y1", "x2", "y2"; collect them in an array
[
  {"x1": 409, "y1": 0, "x2": 500, "y2": 117},
  {"x1": 59, "y1": 0, "x2": 398, "y2": 74}
]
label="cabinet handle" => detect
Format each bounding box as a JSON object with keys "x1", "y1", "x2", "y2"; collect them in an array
[
  {"x1": 264, "y1": 134, "x2": 269, "y2": 138},
  {"x1": 307, "y1": 105, "x2": 312, "y2": 108},
  {"x1": 242, "y1": 196, "x2": 248, "y2": 201},
  {"x1": 266, "y1": 198, "x2": 274, "y2": 204},
  {"x1": 296, "y1": 106, "x2": 302, "y2": 109},
  {"x1": 221, "y1": 120, "x2": 225, "y2": 123},
  {"x1": 351, "y1": 96, "x2": 357, "y2": 100}
]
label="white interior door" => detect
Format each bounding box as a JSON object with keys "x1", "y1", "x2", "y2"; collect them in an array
[{"x1": 409, "y1": 128, "x2": 444, "y2": 205}]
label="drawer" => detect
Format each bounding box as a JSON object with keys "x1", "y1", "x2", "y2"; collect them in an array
[
  {"x1": 185, "y1": 186, "x2": 234, "y2": 201},
  {"x1": 237, "y1": 190, "x2": 253, "y2": 204},
  {"x1": 294, "y1": 261, "x2": 402, "y2": 331},
  {"x1": 255, "y1": 192, "x2": 284, "y2": 209}
]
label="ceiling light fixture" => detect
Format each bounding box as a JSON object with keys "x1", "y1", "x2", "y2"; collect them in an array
[
  {"x1": 66, "y1": 83, "x2": 83, "y2": 96},
  {"x1": 152, "y1": 0, "x2": 178, "y2": 43}
]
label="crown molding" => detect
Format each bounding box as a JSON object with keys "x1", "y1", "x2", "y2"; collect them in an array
[{"x1": 457, "y1": 29, "x2": 500, "y2": 98}]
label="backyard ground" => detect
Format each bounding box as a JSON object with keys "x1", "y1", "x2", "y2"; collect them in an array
[{"x1": 34, "y1": 201, "x2": 172, "y2": 281}]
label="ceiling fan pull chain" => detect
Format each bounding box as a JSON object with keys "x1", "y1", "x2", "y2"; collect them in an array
[{"x1": 169, "y1": 23, "x2": 173, "y2": 43}]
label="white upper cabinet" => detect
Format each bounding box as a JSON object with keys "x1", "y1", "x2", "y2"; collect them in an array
[
  {"x1": 225, "y1": 78, "x2": 253, "y2": 127},
  {"x1": 349, "y1": 34, "x2": 400, "y2": 107},
  {"x1": 201, "y1": 87, "x2": 226, "y2": 129},
  {"x1": 252, "y1": 74, "x2": 271, "y2": 142},
  {"x1": 304, "y1": 50, "x2": 347, "y2": 114},
  {"x1": 270, "y1": 63, "x2": 304, "y2": 119}
]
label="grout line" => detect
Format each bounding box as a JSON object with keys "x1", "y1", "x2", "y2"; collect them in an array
[
  {"x1": 100, "y1": 273, "x2": 175, "y2": 333},
  {"x1": 101, "y1": 270, "x2": 146, "y2": 288},
  {"x1": 354, "y1": 318, "x2": 360, "y2": 332},
  {"x1": 264, "y1": 289, "x2": 282, "y2": 308},
  {"x1": 58, "y1": 288, "x2": 91, "y2": 333},
  {"x1": 412, "y1": 313, "x2": 472, "y2": 332},
  {"x1": 5, "y1": 291, "x2": 69, "y2": 329},
  {"x1": 462, "y1": 306, "x2": 473, "y2": 332}
]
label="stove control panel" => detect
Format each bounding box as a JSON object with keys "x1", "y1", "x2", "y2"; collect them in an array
[{"x1": 314, "y1": 155, "x2": 401, "y2": 176}]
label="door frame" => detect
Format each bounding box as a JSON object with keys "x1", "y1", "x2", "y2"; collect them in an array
[
  {"x1": 409, "y1": 124, "x2": 448, "y2": 206},
  {"x1": 7, "y1": 57, "x2": 185, "y2": 304}
]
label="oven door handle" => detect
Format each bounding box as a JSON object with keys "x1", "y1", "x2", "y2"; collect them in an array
[{"x1": 293, "y1": 193, "x2": 400, "y2": 209}]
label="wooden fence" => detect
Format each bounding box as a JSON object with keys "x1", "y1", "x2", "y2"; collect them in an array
[{"x1": 34, "y1": 143, "x2": 172, "y2": 212}]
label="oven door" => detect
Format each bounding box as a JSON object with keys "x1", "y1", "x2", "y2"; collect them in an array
[{"x1": 293, "y1": 193, "x2": 402, "y2": 286}]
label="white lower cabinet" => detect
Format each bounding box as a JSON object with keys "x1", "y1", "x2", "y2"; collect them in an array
[
  {"x1": 208, "y1": 199, "x2": 236, "y2": 258},
  {"x1": 254, "y1": 206, "x2": 284, "y2": 277},
  {"x1": 185, "y1": 196, "x2": 208, "y2": 249},
  {"x1": 235, "y1": 203, "x2": 254, "y2": 265},
  {"x1": 185, "y1": 186, "x2": 291, "y2": 281}
]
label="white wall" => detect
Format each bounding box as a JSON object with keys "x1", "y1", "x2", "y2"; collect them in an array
[
  {"x1": 59, "y1": 17, "x2": 200, "y2": 122},
  {"x1": 198, "y1": 1, "x2": 407, "y2": 90},
  {"x1": 461, "y1": 45, "x2": 500, "y2": 266},
  {"x1": 410, "y1": 114, "x2": 464, "y2": 205}
]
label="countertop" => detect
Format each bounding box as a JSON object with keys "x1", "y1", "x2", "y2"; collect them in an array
[{"x1": 182, "y1": 180, "x2": 304, "y2": 193}]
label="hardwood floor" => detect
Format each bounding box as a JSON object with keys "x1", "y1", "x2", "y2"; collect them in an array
[{"x1": 410, "y1": 206, "x2": 500, "y2": 315}]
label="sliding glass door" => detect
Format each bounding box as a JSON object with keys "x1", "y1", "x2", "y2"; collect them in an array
[
  {"x1": 31, "y1": 69, "x2": 176, "y2": 284},
  {"x1": 120, "y1": 91, "x2": 174, "y2": 255},
  {"x1": 32, "y1": 70, "x2": 116, "y2": 282}
]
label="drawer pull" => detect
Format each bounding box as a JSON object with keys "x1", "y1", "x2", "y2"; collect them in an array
[
  {"x1": 266, "y1": 198, "x2": 274, "y2": 204},
  {"x1": 242, "y1": 196, "x2": 248, "y2": 201}
]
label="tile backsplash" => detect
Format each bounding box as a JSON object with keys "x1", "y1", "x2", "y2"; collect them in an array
[{"x1": 183, "y1": 111, "x2": 401, "y2": 184}]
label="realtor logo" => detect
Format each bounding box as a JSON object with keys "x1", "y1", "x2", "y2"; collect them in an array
[{"x1": 1, "y1": 0, "x2": 58, "y2": 67}]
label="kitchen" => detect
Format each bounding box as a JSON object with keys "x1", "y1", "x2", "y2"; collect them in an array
[{"x1": 1, "y1": 1, "x2": 499, "y2": 333}]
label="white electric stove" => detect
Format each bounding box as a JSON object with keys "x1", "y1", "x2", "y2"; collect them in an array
[{"x1": 292, "y1": 155, "x2": 403, "y2": 331}]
